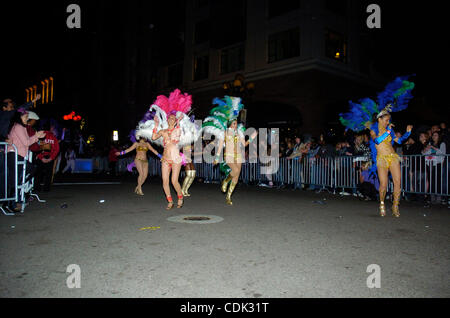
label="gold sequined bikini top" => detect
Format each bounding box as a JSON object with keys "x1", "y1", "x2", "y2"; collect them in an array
[
  {"x1": 136, "y1": 146, "x2": 148, "y2": 152},
  {"x1": 381, "y1": 134, "x2": 392, "y2": 145}
]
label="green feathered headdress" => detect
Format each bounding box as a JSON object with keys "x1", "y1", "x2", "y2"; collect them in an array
[{"x1": 202, "y1": 96, "x2": 245, "y2": 140}]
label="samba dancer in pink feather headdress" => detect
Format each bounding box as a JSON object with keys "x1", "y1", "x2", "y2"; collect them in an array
[{"x1": 135, "y1": 89, "x2": 201, "y2": 210}]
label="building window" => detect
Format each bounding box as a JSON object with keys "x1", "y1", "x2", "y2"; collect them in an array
[
  {"x1": 194, "y1": 55, "x2": 209, "y2": 81},
  {"x1": 268, "y1": 28, "x2": 300, "y2": 63},
  {"x1": 220, "y1": 44, "x2": 245, "y2": 74},
  {"x1": 325, "y1": 0, "x2": 347, "y2": 16},
  {"x1": 168, "y1": 63, "x2": 183, "y2": 87},
  {"x1": 210, "y1": 0, "x2": 246, "y2": 49},
  {"x1": 268, "y1": 0, "x2": 300, "y2": 18},
  {"x1": 325, "y1": 29, "x2": 347, "y2": 63},
  {"x1": 194, "y1": 19, "x2": 210, "y2": 45}
]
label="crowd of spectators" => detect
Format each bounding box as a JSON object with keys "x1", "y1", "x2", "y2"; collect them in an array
[
  {"x1": 1, "y1": 93, "x2": 449, "y2": 212},
  {"x1": 274, "y1": 123, "x2": 449, "y2": 206}
]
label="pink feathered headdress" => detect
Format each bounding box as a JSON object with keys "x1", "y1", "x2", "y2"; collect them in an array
[{"x1": 154, "y1": 89, "x2": 192, "y2": 116}]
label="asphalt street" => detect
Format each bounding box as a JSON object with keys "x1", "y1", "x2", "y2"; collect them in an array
[{"x1": 0, "y1": 177, "x2": 449, "y2": 298}]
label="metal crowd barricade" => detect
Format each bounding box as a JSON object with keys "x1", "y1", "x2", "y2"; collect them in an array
[
  {"x1": 1, "y1": 142, "x2": 18, "y2": 215},
  {"x1": 140, "y1": 154, "x2": 448, "y2": 199},
  {"x1": 401, "y1": 154, "x2": 448, "y2": 197},
  {"x1": 1, "y1": 143, "x2": 44, "y2": 216},
  {"x1": 290, "y1": 158, "x2": 302, "y2": 189},
  {"x1": 332, "y1": 156, "x2": 363, "y2": 194}
]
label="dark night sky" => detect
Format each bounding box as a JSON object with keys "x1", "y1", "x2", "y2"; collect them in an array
[{"x1": 1, "y1": 1, "x2": 448, "y2": 141}]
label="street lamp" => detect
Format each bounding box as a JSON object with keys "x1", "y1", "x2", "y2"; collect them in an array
[
  {"x1": 222, "y1": 74, "x2": 255, "y2": 125},
  {"x1": 222, "y1": 73, "x2": 255, "y2": 99}
]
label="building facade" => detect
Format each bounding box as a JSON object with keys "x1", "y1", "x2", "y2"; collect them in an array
[{"x1": 157, "y1": 0, "x2": 383, "y2": 136}]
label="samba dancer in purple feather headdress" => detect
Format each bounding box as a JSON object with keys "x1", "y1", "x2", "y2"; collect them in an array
[
  {"x1": 116, "y1": 127, "x2": 162, "y2": 196},
  {"x1": 134, "y1": 89, "x2": 201, "y2": 209}
]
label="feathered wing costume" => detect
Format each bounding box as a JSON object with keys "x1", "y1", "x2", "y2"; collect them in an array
[
  {"x1": 202, "y1": 96, "x2": 245, "y2": 177},
  {"x1": 339, "y1": 75, "x2": 415, "y2": 175},
  {"x1": 135, "y1": 89, "x2": 201, "y2": 148}
]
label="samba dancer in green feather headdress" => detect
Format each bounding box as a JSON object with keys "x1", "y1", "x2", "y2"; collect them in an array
[{"x1": 202, "y1": 96, "x2": 258, "y2": 205}]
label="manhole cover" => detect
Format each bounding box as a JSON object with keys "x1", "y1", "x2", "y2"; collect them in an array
[
  {"x1": 167, "y1": 215, "x2": 224, "y2": 224},
  {"x1": 184, "y1": 217, "x2": 211, "y2": 221}
]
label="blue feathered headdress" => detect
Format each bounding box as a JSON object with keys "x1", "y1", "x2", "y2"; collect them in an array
[{"x1": 339, "y1": 75, "x2": 415, "y2": 132}]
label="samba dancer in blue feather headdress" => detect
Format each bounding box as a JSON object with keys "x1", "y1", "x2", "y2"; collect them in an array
[{"x1": 339, "y1": 75, "x2": 415, "y2": 217}]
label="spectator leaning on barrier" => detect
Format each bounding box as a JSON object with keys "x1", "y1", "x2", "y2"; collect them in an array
[
  {"x1": 415, "y1": 132, "x2": 431, "y2": 206},
  {"x1": 292, "y1": 137, "x2": 302, "y2": 153},
  {"x1": 287, "y1": 138, "x2": 310, "y2": 160},
  {"x1": 317, "y1": 134, "x2": 335, "y2": 157},
  {"x1": 353, "y1": 133, "x2": 371, "y2": 159},
  {"x1": 423, "y1": 131, "x2": 447, "y2": 205},
  {"x1": 336, "y1": 141, "x2": 352, "y2": 156},
  {"x1": 439, "y1": 122, "x2": 449, "y2": 153},
  {"x1": 283, "y1": 138, "x2": 294, "y2": 158},
  {"x1": 35, "y1": 122, "x2": 60, "y2": 192},
  {"x1": 440, "y1": 123, "x2": 450, "y2": 207},
  {"x1": 306, "y1": 137, "x2": 321, "y2": 191},
  {"x1": 6, "y1": 110, "x2": 45, "y2": 211},
  {"x1": 0, "y1": 95, "x2": 41, "y2": 141}
]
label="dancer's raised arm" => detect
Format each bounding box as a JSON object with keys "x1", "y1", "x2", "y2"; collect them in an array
[
  {"x1": 393, "y1": 125, "x2": 413, "y2": 144},
  {"x1": 152, "y1": 116, "x2": 164, "y2": 141}
]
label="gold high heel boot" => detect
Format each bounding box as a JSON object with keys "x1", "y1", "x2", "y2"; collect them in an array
[
  {"x1": 184, "y1": 170, "x2": 196, "y2": 197},
  {"x1": 226, "y1": 181, "x2": 237, "y2": 205},
  {"x1": 392, "y1": 191, "x2": 401, "y2": 217},
  {"x1": 181, "y1": 173, "x2": 191, "y2": 196},
  {"x1": 379, "y1": 201, "x2": 386, "y2": 217},
  {"x1": 221, "y1": 175, "x2": 233, "y2": 193},
  {"x1": 379, "y1": 189, "x2": 386, "y2": 217}
]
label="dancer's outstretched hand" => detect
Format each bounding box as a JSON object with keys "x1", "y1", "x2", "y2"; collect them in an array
[{"x1": 406, "y1": 125, "x2": 413, "y2": 132}]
